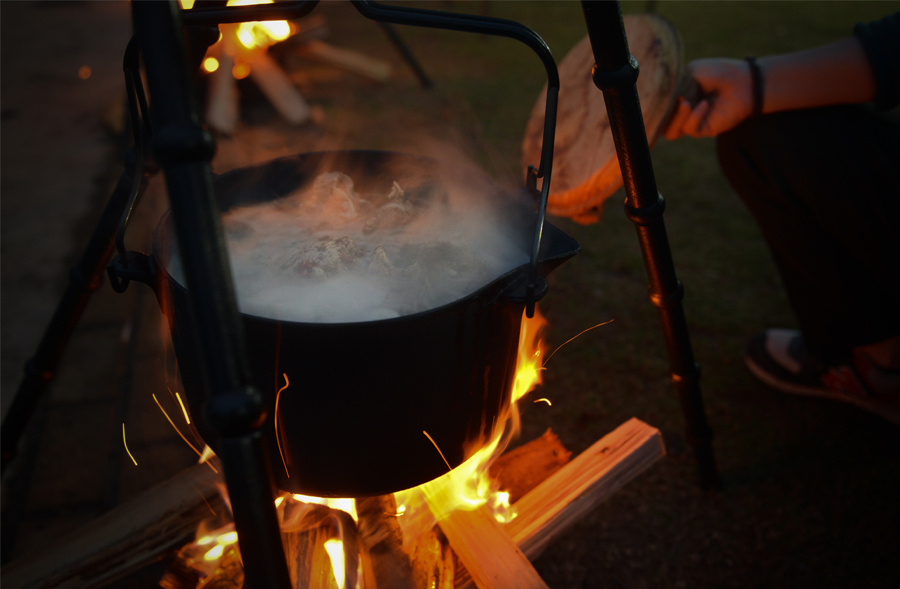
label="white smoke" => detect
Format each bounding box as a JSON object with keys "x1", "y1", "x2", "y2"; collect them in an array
[{"x1": 165, "y1": 150, "x2": 531, "y2": 323}]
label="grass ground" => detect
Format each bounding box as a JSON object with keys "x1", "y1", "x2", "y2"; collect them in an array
[{"x1": 254, "y1": 2, "x2": 900, "y2": 586}]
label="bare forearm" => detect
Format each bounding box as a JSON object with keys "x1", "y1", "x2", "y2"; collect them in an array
[{"x1": 758, "y1": 36, "x2": 877, "y2": 114}]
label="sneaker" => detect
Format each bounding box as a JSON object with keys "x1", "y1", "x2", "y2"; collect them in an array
[{"x1": 745, "y1": 328, "x2": 900, "y2": 425}]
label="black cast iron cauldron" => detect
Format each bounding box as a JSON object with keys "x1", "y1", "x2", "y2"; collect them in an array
[{"x1": 122, "y1": 150, "x2": 579, "y2": 497}]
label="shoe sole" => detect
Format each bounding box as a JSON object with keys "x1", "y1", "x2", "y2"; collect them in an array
[{"x1": 745, "y1": 355, "x2": 900, "y2": 426}]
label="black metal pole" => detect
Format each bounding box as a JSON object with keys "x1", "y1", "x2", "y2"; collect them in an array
[
  {"x1": 0, "y1": 158, "x2": 149, "y2": 474},
  {"x1": 131, "y1": 2, "x2": 291, "y2": 587},
  {"x1": 377, "y1": 21, "x2": 433, "y2": 89},
  {"x1": 580, "y1": 0, "x2": 720, "y2": 489}
]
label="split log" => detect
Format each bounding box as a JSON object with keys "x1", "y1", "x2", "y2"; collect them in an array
[
  {"x1": 409, "y1": 528, "x2": 454, "y2": 589},
  {"x1": 488, "y1": 428, "x2": 572, "y2": 504},
  {"x1": 206, "y1": 50, "x2": 239, "y2": 135},
  {"x1": 507, "y1": 417, "x2": 664, "y2": 560},
  {"x1": 245, "y1": 48, "x2": 312, "y2": 125},
  {"x1": 2, "y1": 419, "x2": 662, "y2": 589},
  {"x1": 2, "y1": 460, "x2": 225, "y2": 589},
  {"x1": 436, "y1": 505, "x2": 550, "y2": 589},
  {"x1": 298, "y1": 40, "x2": 392, "y2": 82},
  {"x1": 356, "y1": 495, "x2": 416, "y2": 589},
  {"x1": 453, "y1": 418, "x2": 664, "y2": 589},
  {"x1": 282, "y1": 504, "x2": 358, "y2": 589}
]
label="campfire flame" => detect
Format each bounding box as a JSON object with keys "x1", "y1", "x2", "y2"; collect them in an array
[
  {"x1": 230, "y1": 0, "x2": 292, "y2": 50},
  {"x1": 394, "y1": 308, "x2": 548, "y2": 528},
  {"x1": 182, "y1": 0, "x2": 294, "y2": 79}
]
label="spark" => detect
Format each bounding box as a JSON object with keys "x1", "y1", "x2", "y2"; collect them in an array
[
  {"x1": 422, "y1": 430, "x2": 452, "y2": 472},
  {"x1": 122, "y1": 423, "x2": 137, "y2": 466},
  {"x1": 152, "y1": 393, "x2": 218, "y2": 473},
  {"x1": 533, "y1": 397, "x2": 552, "y2": 406},
  {"x1": 175, "y1": 392, "x2": 191, "y2": 425},
  {"x1": 200, "y1": 492, "x2": 218, "y2": 517},
  {"x1": 543, "y1": 319, "x2": 615, "y2": 366},
  {"x1": 274, "y1": 373, "x2": 290, "y2": 478}
]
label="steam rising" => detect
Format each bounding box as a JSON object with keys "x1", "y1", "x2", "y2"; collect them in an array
[{"x1": 165, "y1": 150, "x2": 531, "y2": 323}]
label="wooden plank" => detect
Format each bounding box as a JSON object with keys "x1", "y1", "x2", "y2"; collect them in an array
[
  {"x1": 452, "y1": 419, "x2": 664, "y2": 588},
  {"x1": 436, "y1": 505, "x2": 550, "y2": 589},
  {"x1": 299, "y1": 40, "x2": 392, "y2": 82},
  {"x1": 2, "y1": 461, "x2": 224, "y2": 589},
  {"x1": 2, "y1": 419, "x2": 662, "y2": 589},
  {"x1": 357, "y1": 495, "x2": 416, "y2": 589},
  {"x1": 245, "y1": 48, "x2": 312, "y2": 125},
  {"x1": 506, "y1": 418, "x2": 665, "y2": 560},
  {"x1": 206, "y1": 50, "x2": 239, "y2": 135}
]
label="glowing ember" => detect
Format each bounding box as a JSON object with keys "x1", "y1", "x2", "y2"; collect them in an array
[
  {"x1": 288, "y1": 494, "x2": 358, "y2": 524},
  {"x1": 202, "y1": 56, "x2": 220, "y2": 73}
]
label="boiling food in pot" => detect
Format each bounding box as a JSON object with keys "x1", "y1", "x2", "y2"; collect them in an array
[{"x1": 166, "y1": 170, "x2": 528, "y2": 323}]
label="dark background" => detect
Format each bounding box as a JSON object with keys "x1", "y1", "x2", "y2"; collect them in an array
[{"x1": 3, "y1": 2, "x2": 899, "y2": 587}]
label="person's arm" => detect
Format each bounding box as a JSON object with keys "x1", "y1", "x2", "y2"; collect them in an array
[
  {"x1": 665, "y1": 36, "x2": 877, "y2": 140},
  {"x1": 762, "y1": 36, "x2": 877, "y2": 113}
]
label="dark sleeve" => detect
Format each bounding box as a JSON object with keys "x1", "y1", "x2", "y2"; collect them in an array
[{"x1": 854, "y1": 12, "x2": 900, "y2": 111}]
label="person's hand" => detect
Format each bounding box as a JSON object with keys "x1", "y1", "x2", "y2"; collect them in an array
[{"x1": 664, "y1": 58, "x2": 756, "y2": 140}]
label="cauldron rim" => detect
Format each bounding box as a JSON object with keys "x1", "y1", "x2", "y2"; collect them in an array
[{"x1": 153, "y1": 149, "x2": 580, "y2": 327}]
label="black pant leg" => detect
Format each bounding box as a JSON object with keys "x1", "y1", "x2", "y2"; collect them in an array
[{"x1": 716, "y1": 105, "x2": 900, "y2": 363}]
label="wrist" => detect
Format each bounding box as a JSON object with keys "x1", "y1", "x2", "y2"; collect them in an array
[{"x1": 744, "y1": 56, "x2": 765, "y2": 116}]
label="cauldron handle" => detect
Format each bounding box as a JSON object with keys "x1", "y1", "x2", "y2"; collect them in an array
[{"x1": 349, "y1": 0, "x2": 559, "y2": 317}]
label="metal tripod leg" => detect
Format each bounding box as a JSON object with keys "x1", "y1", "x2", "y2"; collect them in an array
[
  {"x1": 580, "y1": 0, "x2": 720, "y2": 489},
  {"x1": 377, "y1": 21, "x2": 433, "y2": 89},
  {"x1": 1, "y1": 157, "x2": 152, "y2": 474},
  {"x1": 132, "y1": 2, "x2": 292, "y2": 587}
]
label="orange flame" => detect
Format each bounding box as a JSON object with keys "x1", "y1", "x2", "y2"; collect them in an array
[
  {"x1": 395, "y1": 308, "x2": 549, "y2": 526},
  {"x1": 231, "y1": 0, "x2": 292, "y2": 51},
  {"x1": 189, "y1": 0, "x2": 294, "y2": 79}
]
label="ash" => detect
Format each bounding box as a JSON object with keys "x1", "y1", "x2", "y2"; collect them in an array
[{"x1": 166, "y1": 169, "x2": 528, "y2": 323}]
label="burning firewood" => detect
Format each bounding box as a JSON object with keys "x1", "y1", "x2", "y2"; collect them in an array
[
  {"x1": 2, "y1": 421, "x2": 662, "y2": 589},
  {"x1": 409, "y1": 529, "x2": 454, "y2": 589},
  {"x1": 1, "y1": 460, "x2": 225, "y2": 589},
  {"x1": 437, "y1": 505, "x2": 550, "y2": 589},
  {"x1": 356, "y1": 495, "x2": 416, "y2": 589},
  {"x1": 206, "y1": 51, "x2": 240, "y2": 135},
  {"x1": 199, "y1": 2, "x2": 312, "y2": 133},
  {"x1": 244, "y1": 47, "x2": 312, "y2": 125},
  {"x1": 487, "y1": 428, "x2": 572, "y2": 504},
  {"x1": 282, "y1": 503, "x2": 359, "y2": 589},
  {"x1": 297, "y1": 40, "x2": 392, "y2": 83}
]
